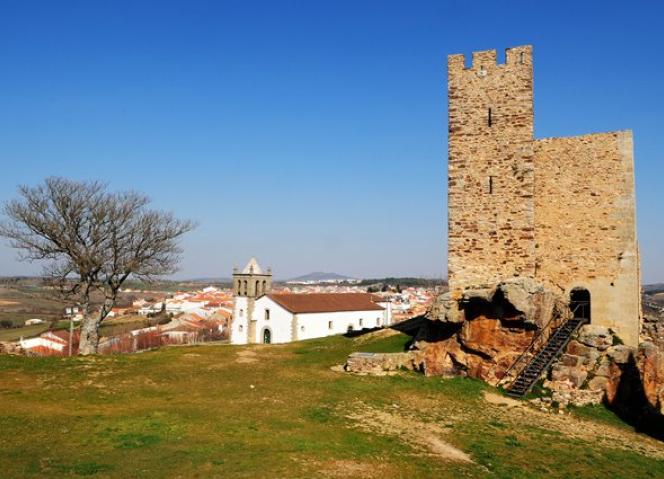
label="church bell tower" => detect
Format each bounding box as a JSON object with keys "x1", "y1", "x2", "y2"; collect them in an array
[{"x1": 231, "y1": 257, "x2": 272, "y2": 344}]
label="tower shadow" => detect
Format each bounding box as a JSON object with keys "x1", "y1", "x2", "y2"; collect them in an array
[{"x1": 608, "y1": 352, "x2": 664, "y2": 441}]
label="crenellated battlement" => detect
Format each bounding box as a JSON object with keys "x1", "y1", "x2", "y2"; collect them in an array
[{"x1": 448, "y1": 45, "x2": 532, "y2": 73}]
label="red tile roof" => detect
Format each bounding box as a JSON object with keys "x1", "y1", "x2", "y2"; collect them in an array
[
  {"x1": 266, "y1": 293, "x2": 384, "y2": 314},
  {"x1": 44, "y1": 330, "x2": 71, "y2": 343}
]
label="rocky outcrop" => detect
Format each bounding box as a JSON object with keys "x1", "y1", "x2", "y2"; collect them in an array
[
  {"x1": 642, "y1": 300, "x2": 664, "y2": 349},
  {"x1": 414, "y1": 278, "x2": 569, "y2": 384},
  {"x1": 635, "y1": 342, "x2": 664, "y2": 415},
  {"x1": 427, "y1": 292, "x2": 464, "y2": 324},
  {"x1": 542, "y1": 326, "x2": 626, "y2": 407},
  {"x1": 542, "y1": 324, "x2": 664, "y2": 434}
]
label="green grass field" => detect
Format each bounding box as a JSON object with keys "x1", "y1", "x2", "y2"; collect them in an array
[
  {"x1": 1, "y1": 331, "x2": 663, "y2": 478},
  {"x1": 0, "y1": 323, "x2": 51, "y2": 341}
]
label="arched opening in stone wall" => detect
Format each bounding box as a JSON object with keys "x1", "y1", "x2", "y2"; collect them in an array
[
  {"x1": 570, "y1": 288, "x2": 591, "y2": 322},
  {"x1": 262, "y1": 328, "x2": 272, "y2": 344},
  {"x1": 255, "y1": 280, "x2": 260, "y2": 295}
]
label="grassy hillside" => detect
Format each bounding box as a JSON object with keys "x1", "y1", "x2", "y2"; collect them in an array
[{"x1": 0, "y1": 332, "x2": 663, "y2": 478}]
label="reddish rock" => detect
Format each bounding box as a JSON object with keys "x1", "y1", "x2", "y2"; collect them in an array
[
  {"x1": 559, "y1": 354, "x2": 584, "y2": 367},
  {"x1": 418, "y1": 278, "x2": 569, "y2": 385},
  {"x1": 637, "y1": 342, "x2": 664, "y2": 414},
  {"x1": 460, "y1": 316, "x2": 534, "y2": 359},
  {"x1": 566, "y1": 340, "x2": 592, "y2": 357}
]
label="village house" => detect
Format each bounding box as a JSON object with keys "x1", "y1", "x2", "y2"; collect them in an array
[
  {"x1": 20, "y1": 330, "x2": 72, "y2": 355},
  {"x1": 230, "y1": 258, "x2": 392, "y2": 344},
  {"x1": 24, "y1": 318, "x2": 45, "y2": 325}
]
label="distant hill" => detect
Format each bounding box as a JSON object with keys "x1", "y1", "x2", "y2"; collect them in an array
[
  {"x1": 286, "y1": 272, "x2": 357, "y2": 284},
  {"x1": 358, "y1": 277, "x2": 447, "y2": 288},
  {"x1": 181, "y1": 277, "x2": 232, "y2": 284},
  {"x1": 644, "y1": 284, "x2": 664, "y2": 294}
]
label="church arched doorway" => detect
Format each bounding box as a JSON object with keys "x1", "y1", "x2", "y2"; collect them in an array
[
  {"x1": 570, "y1": 288, "x2": 591, "y2": 322},
  {"x1": 262, "y1": 328, "x2": 272, "y2": 344}
]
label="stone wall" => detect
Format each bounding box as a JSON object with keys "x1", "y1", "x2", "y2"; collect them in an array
[
  {"x1": 447, "y1": 46, "x2": 536, "y2": 293},
  {"x1": 534, "y1": 132, "x2": 640, "y2": 346},
  {"x1": 345, "y1": 351, "x2": 416, "y2": 375}
]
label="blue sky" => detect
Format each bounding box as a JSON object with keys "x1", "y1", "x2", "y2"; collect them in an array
[{"x1": 0, "y1": 1, "x2": 662, "y2": 281}]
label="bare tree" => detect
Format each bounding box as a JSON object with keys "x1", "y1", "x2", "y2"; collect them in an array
[{"x1": 0, "y1": 177, "x2": 195, "y2": 354}]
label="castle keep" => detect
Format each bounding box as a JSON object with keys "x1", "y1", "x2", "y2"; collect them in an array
[{"x1": 447, "y1": 45, "x2": 641, "y2": 346}]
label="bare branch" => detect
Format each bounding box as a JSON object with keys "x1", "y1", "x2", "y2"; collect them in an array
[{"x1": 0, "y1": 177, "x2": 196, "y2": 354}]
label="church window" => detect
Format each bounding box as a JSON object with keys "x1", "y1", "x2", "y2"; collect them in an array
[
  {"x1": 239, "y1": 324, "x2": 243, "y2": 332},
  {"x1": 488, "y1": 108, "x2": 493, "y2": 127},
  {"x1": 359, "y1": 318, "x2": 363, "y2": 327},
  {"x1": 300, "y1": 325, "x2": 305, "y2": 332},
  {"x1": 487, "y1": 176, "x2": 494, "y2": 194},
  {"x1": 328, "y1": 321, "x2": 333, "y2": 330},
  {"x1": 240, "y1": 309, "x2": 244, "y2": 317},
  {"x1": 256, "y1": 280, "x2": 260, "y2": 295},
  {"x1": 265, "y1": 309, "x2": 270, "y2": 320}
]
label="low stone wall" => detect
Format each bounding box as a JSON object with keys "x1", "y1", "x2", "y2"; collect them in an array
[
  {"x1": 344, "y1": 352, "x2": 416, "y2": 375},
  {"x1": 0, "y1": 341, "x2": 23, "y2": 355}
]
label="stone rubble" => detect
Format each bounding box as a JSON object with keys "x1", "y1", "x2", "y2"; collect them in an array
[{"x1": 344, "y1": 352, "x2": 416, "y2": 375}]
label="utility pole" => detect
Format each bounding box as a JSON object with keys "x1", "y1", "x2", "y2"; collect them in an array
[{"x1": 68, "y1": 315, "x2": 74, "y2": 357}]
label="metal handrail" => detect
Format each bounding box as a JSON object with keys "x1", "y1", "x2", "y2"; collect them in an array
[{"x1": 500, "y1": 302, "x2": 589, "y2": 386}]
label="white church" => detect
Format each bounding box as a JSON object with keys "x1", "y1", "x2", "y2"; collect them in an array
[{"x1": 230, "y1": 258, "x2": 392, "y2": 345}]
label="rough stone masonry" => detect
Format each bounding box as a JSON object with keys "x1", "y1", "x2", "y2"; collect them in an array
[{"x1": 446, "y1": 45, "x2": 640, "y2": 347}]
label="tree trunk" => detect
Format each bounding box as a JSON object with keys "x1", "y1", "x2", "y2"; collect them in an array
[
  {"x1": 79, "y1": 315, "x2": 101, "y2": 355},
  {"x1": 78, "y1": 297, "x2": 115, "y2": 355}
]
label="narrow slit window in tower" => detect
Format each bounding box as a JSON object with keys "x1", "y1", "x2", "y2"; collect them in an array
[{"x1": 488, "y1": 108, "x2": 493, "y2": 127}]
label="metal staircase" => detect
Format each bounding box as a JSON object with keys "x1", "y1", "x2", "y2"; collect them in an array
[{"x1": 504, "y1": 302, "x2": 589, "y2": 397}]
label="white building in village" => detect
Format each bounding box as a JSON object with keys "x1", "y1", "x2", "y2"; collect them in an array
[{"x1": 230, "y1": 258, "x2": 392, "y2": 345}]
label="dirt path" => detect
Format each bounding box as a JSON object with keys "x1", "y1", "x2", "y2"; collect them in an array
[
  {"x1": 235, "y1": 349, "x2": 258, "y2": 364},
  {"x1": 482, "y1": 391, "x2": 664, "y2": 459},
  {"x1": 345, "y1": 403, "x2": 473, "y2": 463}
]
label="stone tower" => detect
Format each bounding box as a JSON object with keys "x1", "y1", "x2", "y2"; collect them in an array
[
  {"x1": 448, "y1": 45, "x2": 536, "y2": 291},
  {"x1": 446, "y1": 45, "x2": 641, "y2": 346},
  {"x1": 232, "y1": 258, "x2": 272, "y2": 344}
]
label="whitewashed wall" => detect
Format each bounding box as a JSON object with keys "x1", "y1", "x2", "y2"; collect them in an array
[
  {"x1": 253, "y1": 297, "x2": 294, "y2": 344},
  {"x1": 19, "y1": 336, "x2": 65, "y2": 352},
  {"x1": 232, "y1": 295, "x2": 391, "y2": 345},
  {"x1": 377, "y1": 301, "x2": 393, "y2": 326},
  {"x1": 295, "y1": 309, "x2": 385, "y2": 341},
  {"x1": 230, "y1": 296, "x2": 249, "y2": 344}
]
